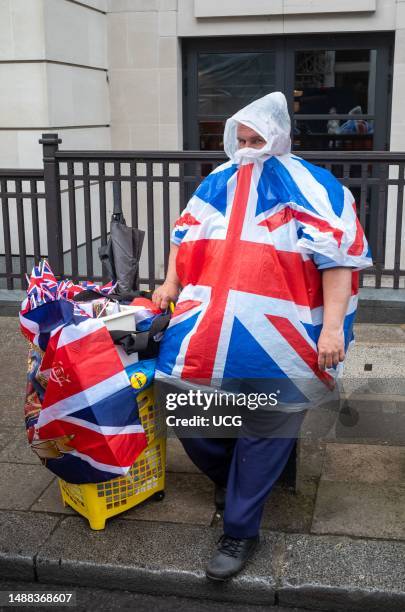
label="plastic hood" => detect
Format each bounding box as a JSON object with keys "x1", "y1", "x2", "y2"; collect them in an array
[{"x1": 223, "y1": 91, "x2": 291, "y2": 162}]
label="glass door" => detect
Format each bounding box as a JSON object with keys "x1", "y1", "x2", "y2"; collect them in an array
[
  {"x1": 182, "y1": 33, "x2": 393, "y2": 251},
  {"x1": 198, "y1": 51, "x2": 277, "y2": 151},
  {"x1": 183, "y1": 37, "x2": 286, "y2": 154},
  {"x1": 183, "y1": 34, "x2": 393, "y2": 152}
]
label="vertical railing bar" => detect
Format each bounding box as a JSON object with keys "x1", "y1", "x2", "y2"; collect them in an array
[
  {"x1": 83, "y1": 160, "x2": 93, "y2": 279},
  {"x1": 358, "y1": 162, "x2": 368, "y2": 289},
  {"x1": 40, "y1": 134, "x2": 63, "y2": 277},
  {"x1": 113, "y1": 161, "x2": 121, "y2": 185},
  {"x1": 162, "y1": 161, "x2": 170, "y2": 273},
  {"x1": 1, "y1": 178, "x2": 13, "y2": 289},
  {"x1": 146, "y1": 161, "x2": 155, "y2": 290},
  {"x1": 30, "y1": 178, "x2": 41, "y2": 263},
  {"x1": 179, "y1": 161, "x2": 185, "y2": 213},
  {"x1": 393, "y1": 163, "x2": 404, "y2": 289},
  {"x1": 359, "y1": 163, "x2": 368, "y2": 228},
  {"x1": 98, "y1": 162, "x2": 107, "y2": 247},
  {"x1": 15, "y1": 178, "x2": 27, "y2": 286},
  {"x1": 130, "y1": 160, "x2": 138, "y2": 227},
  {"x1": 343, "y1": 162, "x2": 350, "y2": 187},
  {"x1": 67, "y1": 161, "x2": 78, "y2": 279},
  {"x1": 375, "y1": 162, "x2": 387, "y2": 289}
]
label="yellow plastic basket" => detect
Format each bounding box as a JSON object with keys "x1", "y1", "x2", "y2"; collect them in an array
[{"x1": 58, "y1": 385, "x2": 166, "y2": 530}]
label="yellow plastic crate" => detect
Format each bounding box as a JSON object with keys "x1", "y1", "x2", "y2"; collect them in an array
[{"x1": 58, "y1": 385, "x2": 166, "y2": 530}]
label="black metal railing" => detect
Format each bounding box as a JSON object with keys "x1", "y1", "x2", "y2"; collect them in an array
[
  {"x1": 1, "y1": 133, "x2": 404, "y2": 290},
  {"x1": 0, "y1": 168, "x2": 46, "y2": 289}
]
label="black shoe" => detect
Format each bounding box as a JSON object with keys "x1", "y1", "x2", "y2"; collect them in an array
[
  {"x1": 205, "y1": 534, "x2": 259, "y2": 582},
  {"x1": 214, "y1": 484, "x2": 227, "y2": 511}
]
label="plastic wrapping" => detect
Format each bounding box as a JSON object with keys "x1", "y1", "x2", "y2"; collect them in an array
[
  {"x1": 157, "y1": 92, "x2": 373, "y2": 410},
  {"x1": 19, "y1": 261, "x2": 168, "y2": 483}
]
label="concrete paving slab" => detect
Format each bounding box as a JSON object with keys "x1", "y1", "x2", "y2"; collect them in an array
[
  {"x1": 3, "y1": 331, "x2": 27, "y2": 350},
  {"x1": 2, "y1": 323, "x2": 28, "y2": 354},
  {"x1": 0, "y1": 314, "x2": 22, "y2": 326},
  {"x1": 211, "y1": 485, "x2": 314, "y2": 534},
  {"x1": 0, "y1": 428, "x2": 42, "y2": 464},
  {"x1": 343, "y1": 344, "x2": 405, "y2": 382},
  {"x1": 0, "y1": 428, "x2": 17, "y2": 452},
  {"x1": 122, "y1": 472, "x2": 215, "y2": 526},
  {"x1": 0, "y1": 395, "x2": 27, "y2": 426},
  {"x1": 166, "y1": 437, "x2": 200, "y2": 474},
  {"x1": 296, "y1": 439, "x2": 327, "y2": 496},
  {"x1": 0, "y1": 320, "x2": 25, "y2": 349},
  {"x1": 321, "y1": 443, "x2": 405, "y2": 484},
  {"x1": 0, "y1": 463, "x2": 53, "y2": 510},
  {"x1": 311, "y1": 480, "x2": 405, "y2": 540},
  {"x1": 261, "y1": 487, "x2": 314, "y2": 533},
  {"x1": 1, "y1": 362, "x2": 28, "y2": 395},
  {"x1": 353, "y1": 324, "x2": 405, "y2": 344},
  {"x1": 300, "y1": 405, "x2": 338, "y2": 440},
  {"x1": 278, "y1": 533, "x2": 405, "y2": 611},
  {"x1": 297, "y1": 439, "x2": 327, "y2": 481},
  {"x1": 333, "y1": 409, "x2": 405, "y2": 445},
  {"x1": 31, "y1": 472, "x2": 214, "y2": 526},
  {"x1": 36, "y1": 518, "x2": 280, "y2": 605},
  {"x1": 30, "y1": 478, "x2": 74, "y2": 515},
  {"x1": 337, "y1": 394, "x2": 405, "y2": 413},
  {"x1": 0, "y1": 510, "x2": 59, "y2": 581}
]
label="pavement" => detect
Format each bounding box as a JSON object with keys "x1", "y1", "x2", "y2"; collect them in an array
[{"x1": 0, "y1": 316, "x2": 405, "y2": 611}]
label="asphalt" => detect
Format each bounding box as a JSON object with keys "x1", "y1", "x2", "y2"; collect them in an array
[
  {"x1": 0, "y1": 316, "x2": 404, "y2": 611},
  {"x1": 0, "y1": 579, "x2": 325, "y2": 612}
]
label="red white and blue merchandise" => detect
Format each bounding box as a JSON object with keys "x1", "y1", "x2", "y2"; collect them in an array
[
  {"x1": 20, "y1": 261, "x2": 161, "y2": 483},
  {"x1": 156, "y1": 92, "x2": 373, "y2": 410}
]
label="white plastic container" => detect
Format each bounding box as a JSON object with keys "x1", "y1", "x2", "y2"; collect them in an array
[{"x1": 101, "y1": 304, "x2": 139, "y2": 332}]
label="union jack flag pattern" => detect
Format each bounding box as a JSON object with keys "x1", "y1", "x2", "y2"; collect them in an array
[
  {"x1": 19, "y1": 262, "x2": 154, "y2": 483},
  {"x1": 156, "y1": 154, "x2": 373, "y2": 410},
  {"x1": 34, "y1": 315, "x2": 148, "y2": 483}
]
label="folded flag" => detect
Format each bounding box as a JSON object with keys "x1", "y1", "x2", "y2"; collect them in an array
[
  {"x1": 34, "y1": 315, "x2": 148, "y2": 483},
  {"x1": 20, "y1": 261, "x2": 151, "y2": 484}
]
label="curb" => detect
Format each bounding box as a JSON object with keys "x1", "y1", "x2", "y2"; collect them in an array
[{"x1": 1, "y1": 511, "x2": 404, "y2": 611}]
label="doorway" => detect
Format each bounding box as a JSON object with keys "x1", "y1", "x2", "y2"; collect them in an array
[{"x1": 182, "y1": 33, "x2": 393, "y2": 153}]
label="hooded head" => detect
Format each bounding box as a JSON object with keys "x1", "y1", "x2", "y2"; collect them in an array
[{"x1": 223, "y1": 91, "x2": 291, "y2": 162}]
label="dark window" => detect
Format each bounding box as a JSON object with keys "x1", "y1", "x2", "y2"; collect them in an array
[
  {"x1": 183, "y1": 34, "x2": 393, "y2": 153},
  {"x1": 183, "y1": 34, "x2": 394, "y2": 257},
  {"x1": 197, "y1": 52, "x2": 276, "y2": 151},
  {"x1": 293, "y1": 49, "x2": 377, "y2": 152},
  {"x1": 198, "y1": 52, "x2": 276, "y2": 116}
]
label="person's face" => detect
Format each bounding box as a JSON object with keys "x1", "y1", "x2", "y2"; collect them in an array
[{"x1": 236, "y1": 124, "x2": 266, "y2": 150}]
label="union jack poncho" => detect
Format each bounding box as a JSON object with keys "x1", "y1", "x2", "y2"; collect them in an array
[{"x1": 156, "y1": 92, "x2": 373, "y2": 410}]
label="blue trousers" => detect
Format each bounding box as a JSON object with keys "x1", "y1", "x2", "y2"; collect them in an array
[{"x1": 179, "y1": 409, "x2": 307, "y2": 538}]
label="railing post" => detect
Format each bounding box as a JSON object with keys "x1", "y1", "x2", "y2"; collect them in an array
[{"x1": 40, "y1": 133, "x2": 63, "y2": 277}]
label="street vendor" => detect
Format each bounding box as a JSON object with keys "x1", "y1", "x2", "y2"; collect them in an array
[{"x1": 152, "y1": 92, "x2": 372, "y2": 581}]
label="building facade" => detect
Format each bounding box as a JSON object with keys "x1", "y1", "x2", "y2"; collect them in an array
[
  {"x1": 1, "y1": 0, "x2": 404, "y2": 164},
  {"x1": 0, "y1": 0, "x2": 404, "y2": 281}
]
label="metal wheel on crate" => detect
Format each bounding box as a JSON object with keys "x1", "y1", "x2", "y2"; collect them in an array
[{"x1": 152, "y1": 490, "x2": 165, "y2": 501}]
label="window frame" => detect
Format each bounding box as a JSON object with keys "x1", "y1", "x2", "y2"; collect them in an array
[{"x1": 182, "y1": 32, "x2": 394, "y2": 152}]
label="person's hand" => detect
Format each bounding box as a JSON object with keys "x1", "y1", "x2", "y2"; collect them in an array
[
  {"x1": 317, "y1": 327, "x2": 345, "y2": 371},
  {"x1": 152, "y1": 281, "x2": 179, "y2": 311}
]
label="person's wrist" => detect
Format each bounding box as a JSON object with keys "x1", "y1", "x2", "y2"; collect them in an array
[{"x1": 322, "y1": 324, "x2": 343, "y2": 333}]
